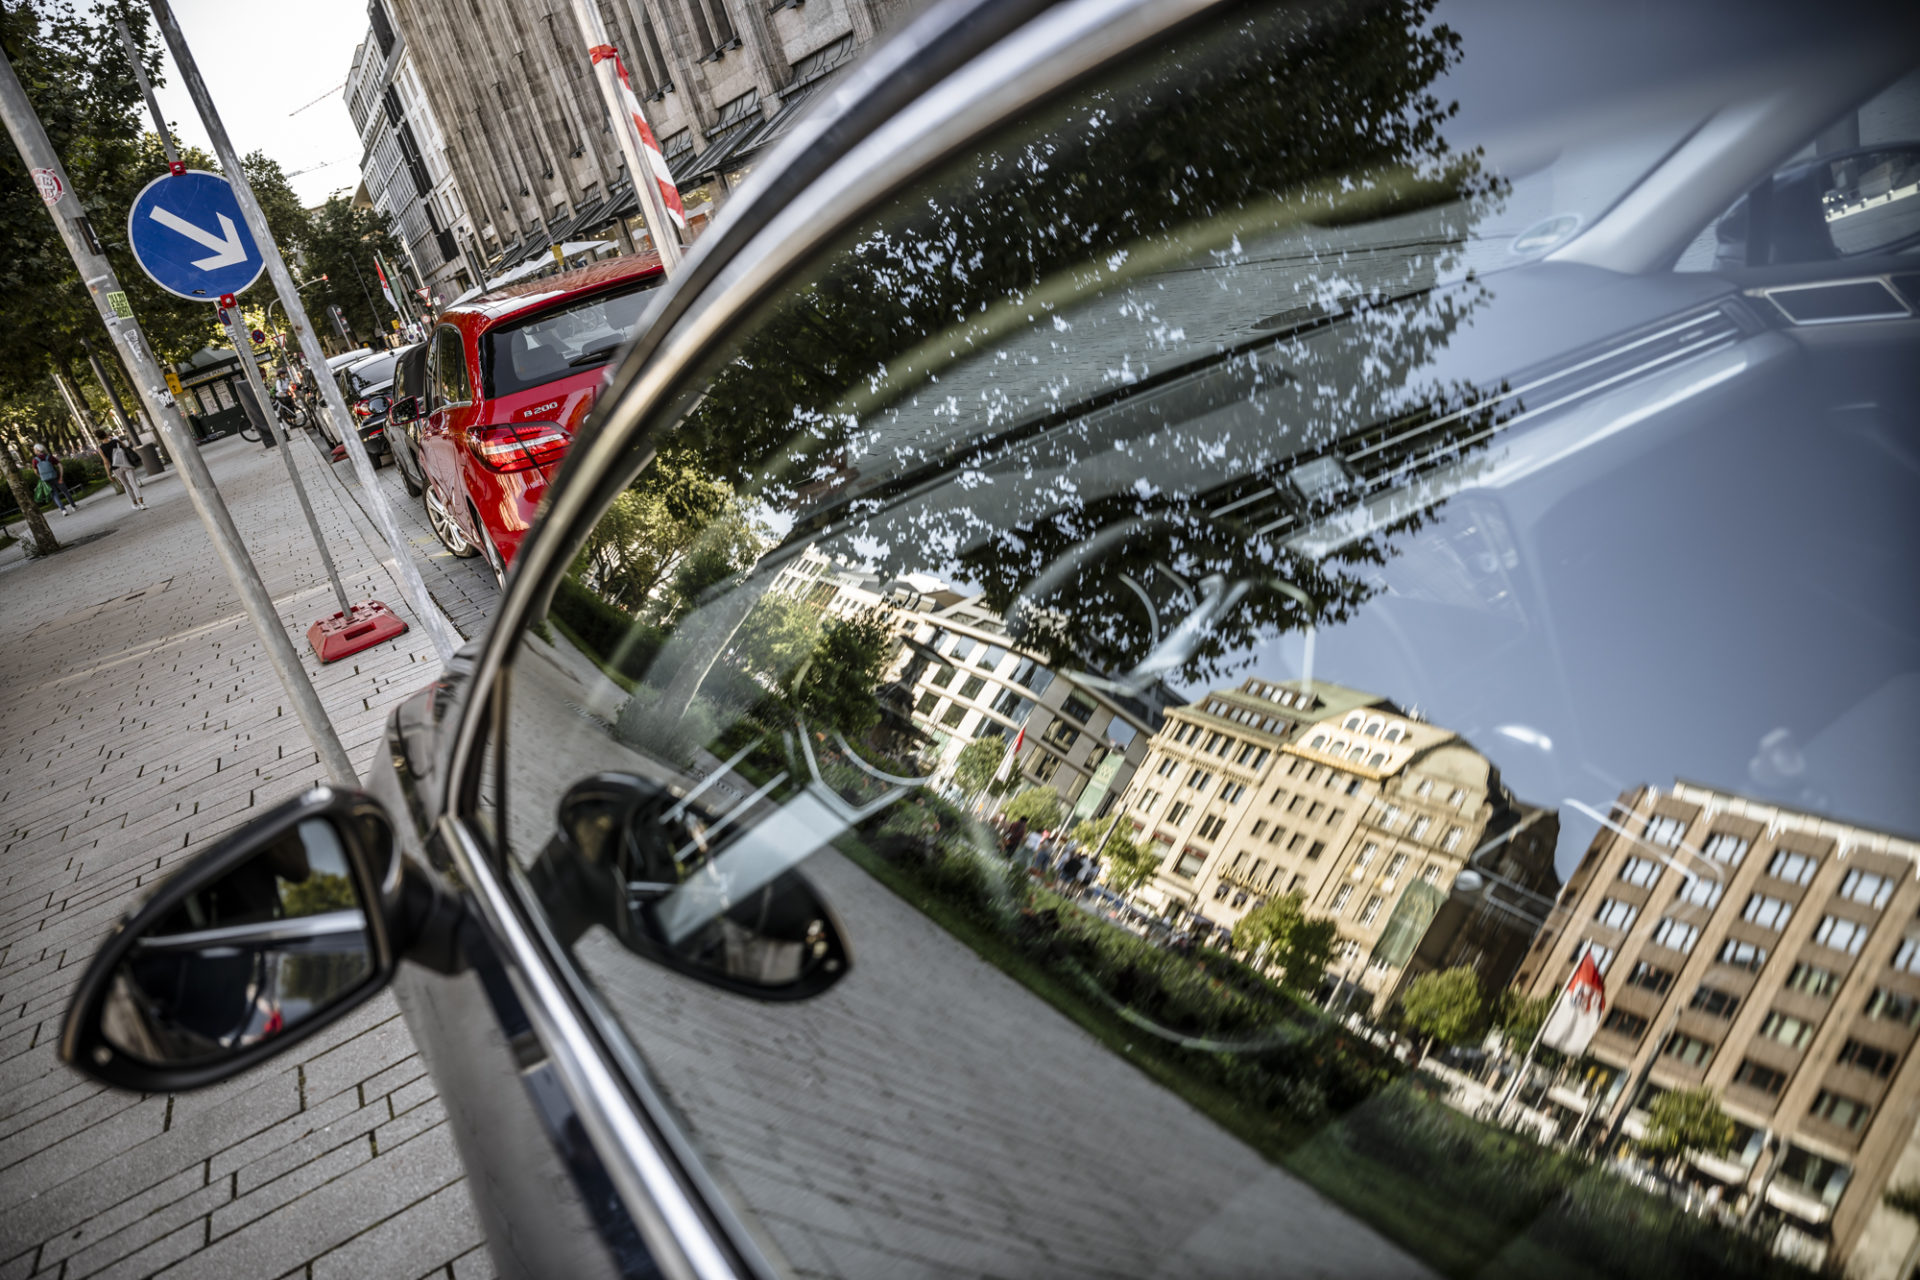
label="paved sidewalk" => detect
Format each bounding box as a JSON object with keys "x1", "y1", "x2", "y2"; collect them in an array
[{"x1": 0, "y1": 434, "x2": 494, "y2": 1280}]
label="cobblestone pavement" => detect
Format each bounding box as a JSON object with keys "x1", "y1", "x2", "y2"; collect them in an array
[{"x1": 0, "y1": 433, "x2": 497, "y2": 1280}]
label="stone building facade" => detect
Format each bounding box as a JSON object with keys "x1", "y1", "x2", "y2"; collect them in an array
[
  {"x1": 1514, "y1": 780, "x2": 1920, "y2": 1274},
  {"x1": 1124, "y1": 677, "x2": 1560, "y2": 1012},
  {"x1": 379, "y1": 0, "x2": 901, "y2": 280},
  {"x1": 345, "y1": 0, "x2": 482, "y2": 303}
]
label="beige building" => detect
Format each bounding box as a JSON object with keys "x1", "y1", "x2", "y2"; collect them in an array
[
  {"x1": 1126, "y1": 677, "x2": 1559, "y2": 1011},
  {"x1": 383, "y1": 0, "x2": 901, "y2": 280},
  {"x1": 1514, "y1": 780, "x2": 1920, "y2": 1274}
]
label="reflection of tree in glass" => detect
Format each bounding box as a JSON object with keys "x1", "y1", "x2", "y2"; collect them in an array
[
  {"x1": 640, "y1": 1, "x2": 1505, "y2": 695},
  {"x1": 279, "y1": 871, "x2": 357, "y2": 919}
]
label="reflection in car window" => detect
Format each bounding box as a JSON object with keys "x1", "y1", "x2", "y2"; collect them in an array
[
  {"x1": 432, "y1": 324, "x2": 469, "y2": 405},
  {"x1": 499, "y1": 3, "x2": 1916, "y2": 1278},
  {"x1": 481, "y1": 283, "x2": 659, "y2": 397}
]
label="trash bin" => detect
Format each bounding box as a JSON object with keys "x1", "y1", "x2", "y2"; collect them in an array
[{"x1": 136, "y1": 441, "x2": 164, "y2": 476}]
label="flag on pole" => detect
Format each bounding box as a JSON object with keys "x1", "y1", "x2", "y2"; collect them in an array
[
  {"x1": 588, "y1": 45, "x2": 686, "y2": 231},
  {"x1": 1539, "y1": 950, "x2": 1607, "y2": 1056},
  {"x1": 373, "y1": 256, "x2": 398, "y2": 312},
  {"x1": 992, "y1": 726, "x2": 1025, "y2": 787}
]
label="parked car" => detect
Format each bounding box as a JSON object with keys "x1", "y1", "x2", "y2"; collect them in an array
[
  {"x1": 310, "y1": 348, "x2": 375, "y2": 446},
  {"x1": 395, "y1": 256, "x2": 666, "y2": 582},
  {"x1": 386, "y1": 341, "x2": 431, "y2": 498},
  {"x1": 59, "y1": 3, "x2": 1920, "y2": 1279},
  {"x1": 331, "y1": 345, "x2": 417, "y2": 465}
]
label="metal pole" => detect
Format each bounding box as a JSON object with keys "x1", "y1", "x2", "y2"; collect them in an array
[
  {"x1": 148, "y1": 0, "x2": 456, "y2": 662},
  {"x1": 221, "y1": 308, "x2": 352, "y2": 616},
  {"x1": 565, "y1": 0, "x2": 683, "y2": 273},
  {"x1": 0, "y1": 46, "x2": 358, "y2": 786},
  {"x1": 78, "y1": 345, "x2": 133, "y2": 440}
]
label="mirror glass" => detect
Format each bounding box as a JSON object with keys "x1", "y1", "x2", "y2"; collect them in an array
[
  {"x1": 99, "y1": 818, "x2": 373, "y2": 1065},
  {"x1": 533, "y1": 775, "x2": 849, "y2": 996},
  {"x1": 389, "y1": 396, "x2": 418, "y2": 424}
]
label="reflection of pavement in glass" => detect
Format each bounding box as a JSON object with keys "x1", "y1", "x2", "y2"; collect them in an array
[{"x1": 506, "y1": 600, "x2": 1429, "y2": 1278}]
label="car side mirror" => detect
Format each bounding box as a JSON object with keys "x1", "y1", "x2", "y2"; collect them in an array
[
  {"x1": 389, "y1": 395, "x2": 420, "y2": 425},
  {"x1": 60, "y1": 787, "x2": 410, "y2": 1092},
  {"x1": 529, "y1": 773, "x2": 852, "y2": 1001}
]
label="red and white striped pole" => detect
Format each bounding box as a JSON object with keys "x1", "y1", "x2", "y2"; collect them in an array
[{"x1": 566, "y1": 0, "x2": 684, "y2": 273}]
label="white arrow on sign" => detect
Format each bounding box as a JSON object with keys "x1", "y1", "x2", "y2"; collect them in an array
[{"x1": 147, "y1": 205, "x2": 249, "y2": 270}]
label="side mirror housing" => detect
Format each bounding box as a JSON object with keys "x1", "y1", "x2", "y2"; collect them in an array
[
  {"x1": 388, "y1": 395, "x2": 420, "y2": 425},
  {"x1": 60, "y1": 786, "x2": 410, "y2": 1092}
]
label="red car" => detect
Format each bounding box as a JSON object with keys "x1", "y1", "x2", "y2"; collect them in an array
[{"x1": 397, "y1": 256, "x2": 665, "y2": 581}]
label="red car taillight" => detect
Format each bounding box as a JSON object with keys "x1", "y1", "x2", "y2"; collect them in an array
[
  {"x1": 468, "y1": 421, "x2": 570, "y2": 473},
  {"x1": 351, "y1": 399, "x2": 374, "y2": 419}
]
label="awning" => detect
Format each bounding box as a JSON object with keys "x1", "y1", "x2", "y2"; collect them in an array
[
  {"x1": 560, "y1": 239, "x2": 616, "y2": 259},
  {"x1": 484, "y1": 258, "x2": 549, "y2": 290},
  {"x1": 685, "y1": 66, "x2": 847, "y2": 182}
]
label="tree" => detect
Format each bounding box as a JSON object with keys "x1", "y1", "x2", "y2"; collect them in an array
[
  {"x1": 1070, "y1": 817, "x2": 1157, "y2": 895},
  {"x1": 301, "y1": 195, "x2": 405, "y2": 346},
  {"x1": 1000, "y1": 785, "x2": 1065, "y2": 832},
  {"x1": 1230, "y1": 893, "x2": 1338, "y2": 994},
  {"x1": 782, "y1": 608, "x2": 895, "y2": 739},
  {"x1": 1400, "y1": 966, "x2": 1484, "y2": 1053},
  {"x1": 1640, "y1": 1087, "x2": 1737, "y2": 1176},
  {"x1": 953, "y1": 737, "x2": 1006, "y2": 798},
  {"x1": 1492, "y1": 989, "x2": 1555, "y2": 1053}
]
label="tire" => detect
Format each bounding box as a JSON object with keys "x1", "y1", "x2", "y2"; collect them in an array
[
  {"x1": 424, "y1": 485, "x2": 478, "y2": 558},
  {"x1": 239, "y1": 424, "x2": 259, "y2": 442}
]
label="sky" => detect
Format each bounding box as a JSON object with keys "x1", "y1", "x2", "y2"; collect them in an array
[{"x1": 146, "y1": 0, "x2": 371, "y2": 208}]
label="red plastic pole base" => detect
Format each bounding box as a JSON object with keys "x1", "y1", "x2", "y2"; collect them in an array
[
  {"x1": 329, "y1": 443, "x2": 347, "y2": 462},
  {"x1": 308, "y1": 600, "x2": 409, "y2": 663}
]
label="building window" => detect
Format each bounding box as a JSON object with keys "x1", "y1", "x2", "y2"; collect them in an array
[
  {"x1": 1166, "y1": 802, "x2": 1193, "y2": 826},
  {"x1": 1603, "y1": 1009, "x2": 1650, "y2": 1040},
  {"x1": 1743, "y1": 894, "x2": 1793, "y2": 931},
  {"x1": 948, "y1": 635, "x2": 975, "y2": 661},
  {"x1": 1836, "y1": 1039, "x2": 1899, "y2": 1079},
  {"x1": 1595, "y1": 898, "x2": 1639, "y2": 931},
  {"x1": 1306, "y1": 840, "x2": 1325, "y2": 860},
  {"x1": 1008, "y1": 656, "x2": 1053, "y2": 695},
  {"x1": 1188, "y1": 768, "x2": 1212, "y2": 790},
  {"x1": 1173, "y1": 850, "x2": 1205, "y2": 879},
  {"x1": 1449, "y1": 788, "x2": 1467, "y2": 808},
  {"x1": 1307, "y1": 802, "x2": 1323, "y2": 820},
  {"x1": 990, "y1": 688, "x2": 1032, "y2": 720},
  {"x1": 1664, "y1": 1032, "x2": 1715, "y2": 1067},
  {"x1": 940, "y1": 703, "x2": 967, "y2": 728},
  {"x1": 1032, "y1": 752, "x2": 1062, "y2": 783},
  {"x1": 1644, "y1": 815, "x2": 1687, "y2": 848},
  {"x1": 1330, "y1": 885, "x2": 1353, "y2": 913},
  {"x1": 1135, "y1": 790, "x2": 1160, "y2": 814},
  {"x1": 1196, "y1": 815, "x2": 1226, "y2": 841},
  {"x1": 1733, "y1": 1060, "x2": 1788, "y2": 1096},
  {"x1": 1251, "y1": 820, "x2": 1268, "y2": 838},
  {"x1": 1785, "y1": 962, "x2": 1838, "y2": 999},
  {"x1": 1690, "y1": 985, "x2": 1741, "y2": 1019},
  {"x1": 1702, "y1": 832, "x2": 1750, "y2": 866},
  {"x1": 1041, "y1": 718, "x2": 1079, "y2": 751},
  {"x1": 1808, "y1": 1090, "x2": 1871, "y2": 1132},
  {"x1": 957, "y1": 675, "x2": 986, "y2": 701},
  {"x1": 977, "y1": 644, "x2": 1007, "y2": 671},
  {"x1": 915, "y1": 691, "x2": 939, "y2": 715},
  {"x1": 1627, "y1": 961, "x2": 1675, "y2": 995},
  {"x1": 1327, "y1": 808, "x2": 1344, "y2": 826},
  {"x1": 1354, "y1": 843, "x2": 1378, "y2": 872},
  {"x1": 1420, "y1": 863, "x2": 1442, "y2": 885},
  {"x1": 1221, "y1": 782, "x2": 1247, "y2": 804},
  {"x1": 1865, "y1": 987, "x2": 1920, "y2": 1028},
  {"x1": 1378, "y1": 804, "x2": 1401, "y2": 828},
  {"x1": 1894, "y1": 938, "x2": 1920, "y2": 974},
  {"x1": 1442, "y1": 827, "x2": 1463, "y2": 852},
  {"x1": 1620, "y1": 857, "x2": 1662, "y2": 888},
  {"x1": 1359, "y1": 895, "x2": 1384, "y2": 925},
  {"x1": 1576, "y1": 940, "x2": 1617, "y2": 974},
  {"x1": 1157, "y1": 758, "x2": 1177, "y2": 777},
  {"x1": 1759, "y1": 1010, "x2": 1816, "y2": 1051},
  {"x1": 1213, "y1": 882, "x2": 1231, "y2": 901},
  {"x1": 1061, "y1": 692, "x2": 1098, "y2": 724},
  {"x1": 1651, "y1": 917, "x2": 1701, "y2": 954},
  {"x1": 1717, "y1": 937, "x2": 1769, "y2": 971},
  {"x1": 1676, "y1": 877, "x2": 1724, "y2": 910},
  {"x1": 1385, "y1": 852, "x2": 1408, "y2": 880},
  {"x1": 1839, "y1": 869, "x2": 1895, "y2": 910},
  {"x1": 1247, "y1": 748, "x2": 1269, "y2": 770},
  {"x1": 1410, "y1": 816, "x2": 1430, "y2": 840},
  {"x1": 1767, "y1": 849, "x2": 1819, "y2": 886},
  {"x1": 1814, "y1": 915, "x2": 1870, "y2": 955}
]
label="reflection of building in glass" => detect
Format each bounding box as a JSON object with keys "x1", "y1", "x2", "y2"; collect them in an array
[
  {"x1": 769, "y1": 550, "x2": 1158, "y2": 816},
  {"x1": 1515, "y1": 781, "x2": 1920, "y2": 1274},
  {"x1": 1123, "y1": 677, "x2": 1559, "y2": 1011}
]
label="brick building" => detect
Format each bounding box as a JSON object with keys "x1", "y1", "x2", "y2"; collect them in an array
[
  {"x1": 1124, "y1": 677, "x2": 1559, "y2": 1012},
  {"x1": 1515, "y1": 780, "x2": 1920, "y2": 1273}
]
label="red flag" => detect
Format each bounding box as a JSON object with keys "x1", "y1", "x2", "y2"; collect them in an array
[{"x1": 1540, "y1": 950, "x2": 1607, "y2": 1055}]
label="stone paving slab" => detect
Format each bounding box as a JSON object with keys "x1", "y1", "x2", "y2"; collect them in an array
[{"x1": 0, "y1": 432, "x2": 499, "y2": 1280}]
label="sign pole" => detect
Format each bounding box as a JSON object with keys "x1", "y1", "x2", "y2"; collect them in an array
[
  {"x1": 565, "y1": 0, "x2": 683, "y2": 273},
  {"x1": 219, "y1": 304, "x2": 352, "y2": 616},
  {"x1": 148, "y1": 0, "x2": 456, "y2": 662},
  {"x1": 0, "y1": 47, "x2": 358, "y2": 787}
]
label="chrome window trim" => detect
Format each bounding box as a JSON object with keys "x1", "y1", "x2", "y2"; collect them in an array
[{"x1": 436, "y1": 814, "x2": 737, "y2": 1280}]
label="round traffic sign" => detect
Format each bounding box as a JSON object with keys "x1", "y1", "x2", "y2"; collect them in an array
[{"x1": 126, "y1": 170, "x2": 265, "y2": 301}]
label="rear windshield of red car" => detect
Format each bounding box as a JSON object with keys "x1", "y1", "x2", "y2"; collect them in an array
[{"x1": 481, "y1": 281, "x2": 659, "y2": 399}]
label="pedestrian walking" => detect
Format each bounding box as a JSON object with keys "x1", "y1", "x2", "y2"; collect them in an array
[
  {"x1": 31, "y1": 444, "x2": 76, "y2": 516},
  {"x1": 101, "y1": 434, "x2": 147, "y2": 511}
]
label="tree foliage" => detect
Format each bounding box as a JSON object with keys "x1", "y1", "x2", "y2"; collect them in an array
[
  {"x1": 1071, "y1": 817, "x2": 1156, "y2": 894},
  {"x1": 1640, "y1": 1087, "x2": 1737, "y2": 1172},
  {"x1": 952, "y1": 736, "x2": 1006, "y2": 797},
  {"x1": 1400, "y1": 966, "x2": 1484, "y2": 1047},
  {"x1": 1493, "y1": 990, "x2": 1555, "y2": 1051},
  {"x1": 1230, "y1": 893, "x2": 1338, "y2": 994},
  {"x1": 300, "y1": 195, "x2": 405, "y2": 346},
  {"x1": 1000, "y1": 785, "x2": 1065, "y2": 832},
  {"x1": 781, "y1": 607, "x2": 895, "y2": 740}
]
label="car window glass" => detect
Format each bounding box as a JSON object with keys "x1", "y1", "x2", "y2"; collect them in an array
[
  {"x1": 433, "y1": 325, "x2": 470, "y2": 405},
  {"x1": 496, "y1": 4, "x2": 1916, "y2": 1278},
  {"x1": 481, "y1": 282, "x2": 660, "y2": 398}
]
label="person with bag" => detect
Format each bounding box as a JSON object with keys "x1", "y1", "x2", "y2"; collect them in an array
[
  {"x1": 30, "y1": 444, "x2": 76, "y2": 516},
  {"x1": 101, "y1": 434, "x2": 147, "y2": 511}
]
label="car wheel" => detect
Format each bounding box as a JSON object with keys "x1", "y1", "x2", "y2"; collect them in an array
[{"x1": 424, "y1": 485, "x2": 478, "y2": 558}]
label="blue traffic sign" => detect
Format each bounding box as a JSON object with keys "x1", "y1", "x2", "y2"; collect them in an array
[{"x1": 126, "y1": 170, "x2": 264, "y2": 301}]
